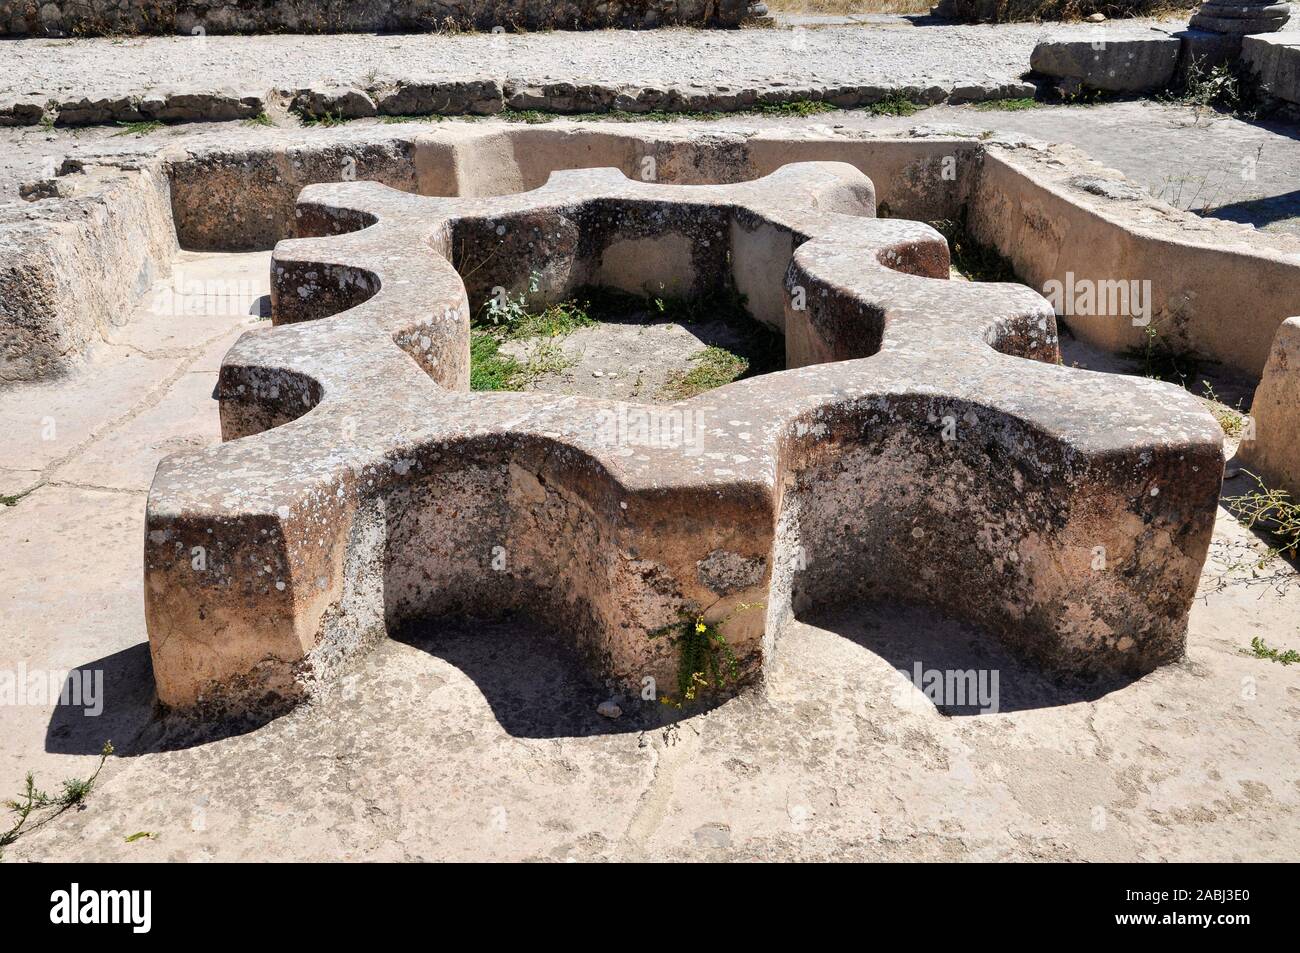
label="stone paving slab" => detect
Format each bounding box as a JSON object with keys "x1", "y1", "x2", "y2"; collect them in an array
[
  {"x1": 0, "y1": 20, "x2": 1180, "y2": 124},
  {"x1": 0, "y1": 349, "x2": 187, "y2": 473}
]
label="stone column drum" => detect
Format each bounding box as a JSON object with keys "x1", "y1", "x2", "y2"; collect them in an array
[{"x1": 1191, "y1": 0, "x2": 1292, "y2": 35}]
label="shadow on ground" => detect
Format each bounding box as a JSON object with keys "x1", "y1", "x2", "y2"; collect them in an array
[
  {"x1": 1206, "y1": 188, "x2": 1300, "y2": 231},
  {"x1": 45, "y1": 643, "x2": 159, "y2": 757},
  {"x1": 391, "y1": 618, "x2": 702, "y2": 739},
  {"x1": 44, "y1": 643, "x2": 291, "y2": 757},
  {"x1": 46, "y1": 617, "x2": 713, "y2": 754},
  {"x1": 798, "y1": 601, "x2": 1139, "y2": 715}
]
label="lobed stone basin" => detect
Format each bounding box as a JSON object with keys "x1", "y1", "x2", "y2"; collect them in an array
[{"x1": 142, "y1": 161, "x2": 1224, "y2": 718}]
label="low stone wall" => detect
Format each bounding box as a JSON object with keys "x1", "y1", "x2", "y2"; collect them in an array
[
  {"x1": 1243, "y1": 31, "x2": 1300, "y2": 108},
  {"x1": 969, "y1": 142, "x2": 1300, "y2": 378},
  {"x1": 0, "y1": 0, "x2": 745, "y2": 36},
  {"x1": 0, "y1": 161, "x2": 177, "y2": 385},
  {"x1": 1240, "y1": 317, "x2": 1300, "y2": 499},
  {"x1": 11, "y1": 124, "x2": 1300, "y2": 385},
  {"x1": 932, "y1": 0, "x2": 1197, "y2": 23}
]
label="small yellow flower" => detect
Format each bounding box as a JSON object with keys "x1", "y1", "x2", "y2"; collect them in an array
[{"x1": 695, "y1": 621, "x2": 707, "y2": 634}]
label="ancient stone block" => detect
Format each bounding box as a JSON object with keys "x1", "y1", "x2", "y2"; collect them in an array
[
  {"x1": 1242, "y1": 32, "x2": 1300, "y2": 107},
  {"x1": 1030, "y1": 31, "x2": 1182, "y2": 93},
  {"x1": 1239, "y1": 317, "x2": 1300, "y2": 500}
]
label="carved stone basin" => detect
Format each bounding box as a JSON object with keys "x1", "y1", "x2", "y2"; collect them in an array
[{"x1": 143, "y1": 162, "x2": 1223, "y2": 717}]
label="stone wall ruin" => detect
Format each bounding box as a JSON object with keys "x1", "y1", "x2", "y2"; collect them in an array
[{"x1": 0, "y1": 0, "x2": 746, "y2": 36}]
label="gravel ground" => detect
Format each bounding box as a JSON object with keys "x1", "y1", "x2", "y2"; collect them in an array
[{"x1": 0, "y1": 19, "x2": 1180, "y2": 101}]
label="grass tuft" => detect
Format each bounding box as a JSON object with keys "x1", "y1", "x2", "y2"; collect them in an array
[
  {"x1": 380, "y1": 114, "x2": 442, "y2": 124},
  {"x1": 658, "y1": 346, "x2": 750, "y2": 400},
  {"x1": 298, "y1": 109, "x2": 349, "y2": 127},
  {"x1": 113, "y1": 120, "x2": 163, "y2": 137},
  {"x1": 499, "y1": 108, "x2": 556, "y2": 124},
  {"x1": 469, "y1": 332, "x2": 522, "y2": 391},
  {"x1": 972, "y1": 97, "x2": 1040, "y2": 112},
  {"x1": 470, "y1": 283, "x2": 595, "y2": 391},
  {"x1": 753, "y1": 100, "x2": 840, "y2": 117},
  {"x1": 0, "y1": 486, "x2": 38, "y2": 508},
  {"x1": 868, "y1": 92, "x2": 921, "y2": 116}
]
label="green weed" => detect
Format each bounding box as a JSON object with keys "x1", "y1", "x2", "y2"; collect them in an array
[
  {"x1": 1, "y1": 742, "x2": 113, "y2": 860},
  {"x1": 1242, "y1": 636, "x2": 1300, "y2": 666}
]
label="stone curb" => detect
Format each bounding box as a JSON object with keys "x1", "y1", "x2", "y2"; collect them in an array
[
  {"x1": 2, "y1": 76, "x2": 1041, "y2": 128},
  {"x1": 0, "y1": 88, "x2": 265, "y2": 127}
]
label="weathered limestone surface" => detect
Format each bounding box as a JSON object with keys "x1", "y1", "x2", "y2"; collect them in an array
[
  {"x1": 1239, "y1": 317, "x2": 1300, "y2": 499},
  {"x1": 162, "y1": 124, "x2": 1300, "y2": 377},
  {"x1": 142, "y1": 161, "x2": 1223, "y2": 716},
  {"x1": 1029, "y1": 30, "x2": 1182, "y2": 93},
  {"x1": 0, "y1": 20, "x2": 1132, "y2": 127},
  {"x1": 0, "y1": 89, "x2": 267, "y2": 128},
  {"x1": 1242, "y1": 30, "x2": 1300, "y2": 105},
  {"x1": 2, "y1": 236, "x2": 1294, "y2": 862},
  {"x1": 0, "y1": 0, "x2": 745, "y2": 36},
  {"x1": 968, "y1": 138, "x2": 1300, "y2": 377},
  {"x1": 0, "y1": 160, "x2": 177, "y2": 385}
]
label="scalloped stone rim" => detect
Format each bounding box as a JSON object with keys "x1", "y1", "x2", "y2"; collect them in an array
[{"x1": 143, "y1": 161, "x2": 1224, "y2": 717}]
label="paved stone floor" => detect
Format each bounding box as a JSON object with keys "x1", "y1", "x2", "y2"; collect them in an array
[
  {"x1": 0, "y1": 248, "x2": 1297, "y2": 861},
  {"x1": 937, "y1": 102, "x2": 1300, "y2": 236},
  {"x1": 0, "y1": 17, "x2": 1178, "y2": 108}
]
